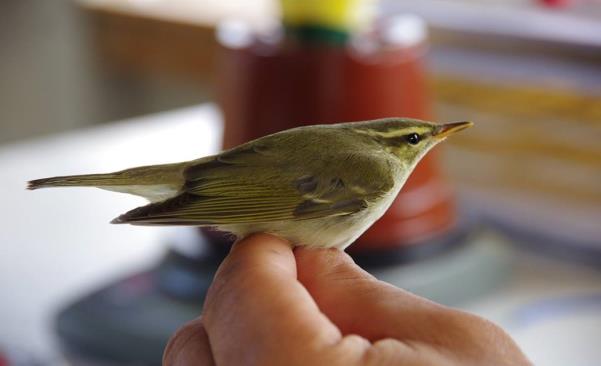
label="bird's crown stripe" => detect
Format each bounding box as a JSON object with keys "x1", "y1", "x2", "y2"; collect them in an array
[{"x1": 355, "y1": 127, "x2": 430, "y2": 138}]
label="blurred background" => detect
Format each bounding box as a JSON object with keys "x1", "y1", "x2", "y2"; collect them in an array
[{"x1": 1, "y1": 0, "x2": 600, "y2": 365}]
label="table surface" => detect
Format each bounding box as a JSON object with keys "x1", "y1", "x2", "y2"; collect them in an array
[{"x1": 1, "y1": 104, "x2": 600, "y2": 365}]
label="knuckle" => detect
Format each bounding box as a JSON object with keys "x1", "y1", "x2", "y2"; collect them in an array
[
  {"x1": 363, "y1": 338, "x2": 415, "y2": 366},
  {"x1": 163, "y1": 319, "x2": 204, "y2": 365}
]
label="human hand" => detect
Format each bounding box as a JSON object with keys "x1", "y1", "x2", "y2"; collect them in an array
[{"x1": 163, "y1": 234, "x2": 531, "y2": 366}]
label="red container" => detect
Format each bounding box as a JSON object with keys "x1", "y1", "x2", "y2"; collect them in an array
[{"x1": 216, "y1": 17, "x2": 457, "y2": 251}]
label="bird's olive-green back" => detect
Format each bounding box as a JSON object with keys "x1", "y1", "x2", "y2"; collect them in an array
[{"x1": 115, "y1": 124, "x2": 401, "y2": 225}]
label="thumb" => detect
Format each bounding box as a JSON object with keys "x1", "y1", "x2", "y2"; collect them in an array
[
  {"x1": 294, "y1": 247, "x2": 445, "y2": 343},
  {"x1": 294, "y1": 248, "x2": 531, "y2": 366}
]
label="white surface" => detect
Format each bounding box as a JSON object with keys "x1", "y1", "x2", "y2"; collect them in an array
[
  {"x1": 1, "y1": 104, "x2": 600, "y2": 364},
  {"x1": 387, "y1": 0, "x2": 601, "y2": 47},
  {"x1": 464, "y1": 254, "x2": 601, "y2": 366},
  {"x1": 0, "y1": 105, "x2": 222, "y2": 357}
]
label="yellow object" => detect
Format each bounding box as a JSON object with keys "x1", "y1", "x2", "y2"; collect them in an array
[{"x1": 280, "y1": 0, "x2": 375, "y2": 31}]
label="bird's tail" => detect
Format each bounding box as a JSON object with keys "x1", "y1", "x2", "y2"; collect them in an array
[
  {"x1": 27, "y1": 173, "x2": 128, "y2": 190},
  {"x1": 27, "y1": 162, "x2": 190, "y2": 202}
]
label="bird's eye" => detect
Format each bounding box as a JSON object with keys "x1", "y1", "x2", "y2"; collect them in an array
[{"x1": 406, "y1": 133, "x2": 421, "y2": 145}]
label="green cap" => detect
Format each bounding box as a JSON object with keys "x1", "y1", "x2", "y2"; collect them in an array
[{"x1": 280, "y1": 0, "x2": 376, "y2": 44}]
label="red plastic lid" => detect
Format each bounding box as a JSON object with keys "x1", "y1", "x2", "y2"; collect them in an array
[
  {"x1": 539, "y1": 0, "x2": 571, "y2": 8},
  {"x1": 0, "y1": 352, "x2": 9, "y2": 366}
]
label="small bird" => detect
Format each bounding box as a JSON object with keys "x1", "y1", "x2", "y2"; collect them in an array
[{"x1": 28, "y1": 118, "x2": 472, "y2": 250}]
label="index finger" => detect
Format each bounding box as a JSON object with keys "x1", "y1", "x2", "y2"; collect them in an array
[{"x1": 202, "y1": 234, "x2": 341, "y2": 366}]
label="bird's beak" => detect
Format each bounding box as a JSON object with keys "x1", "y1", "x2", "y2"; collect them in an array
[{"x1": 433, "y1": 121, "x2": 473, "y2": 139}]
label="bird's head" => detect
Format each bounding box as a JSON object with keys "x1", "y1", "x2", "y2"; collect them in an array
[{"x1": 352, "y1": 117, "x2": 473, "y2": 168}]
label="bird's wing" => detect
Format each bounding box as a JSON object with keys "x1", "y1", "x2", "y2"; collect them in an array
[{"x1": 112, "y1": 140, "x2": 395, "y2": 226}]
